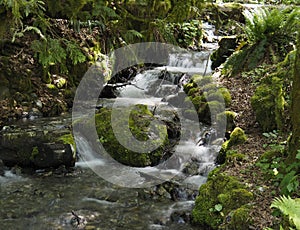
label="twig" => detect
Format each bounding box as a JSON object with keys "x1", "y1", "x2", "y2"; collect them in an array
[{"x1": 71, "y1": 210, "x2": 81, "y2": 225}]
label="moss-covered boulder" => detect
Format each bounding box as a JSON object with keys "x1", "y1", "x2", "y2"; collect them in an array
[
  {"x1": 216, "y1": 127, "x2": 247, "y2": 165},
  {"x1": 251, "y1": 76, "x2": 285, "y2": 132},
  {"x1": 221, "y1": 205, "x2": 252, "y2": 229},
  {"x1": 216, "y1": 111, "x2": 236, "y2": 135},
  {"x1": 95, "y1": 104, "x2": 173, "y2": 167},
  {"x1": 192, "y1": 168, "x2": 253, "y2": 229},
  {"x1": 183, "y1": 75, "x2": 231, "y2": 125}
]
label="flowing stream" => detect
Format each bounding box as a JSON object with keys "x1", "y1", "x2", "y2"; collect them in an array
[{"x1": 0, "y1": 24, "x2": 222, "y2": 229}]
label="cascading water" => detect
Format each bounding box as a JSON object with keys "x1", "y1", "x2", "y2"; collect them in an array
[{"x1": 0, "y1": 23, "x2": 222, "y2": 230}]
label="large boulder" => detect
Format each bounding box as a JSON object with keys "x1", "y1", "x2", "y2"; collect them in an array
[
  {"x1": 0, "y1": 120, "x2": 75, "y2": 168},
  {"x1": 192, "y1": 168, "x2": 253, "y2": 229},
  {"x1": 77, "y1": 104, "x2": 180, "y2": 167}
]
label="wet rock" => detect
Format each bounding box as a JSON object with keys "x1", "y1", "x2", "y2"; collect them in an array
[
  {"x1": 165, "y1": 91, "x2": 187, "y2": 108},
  {"x1": 0, "y1": 159, "x2": 5, "y2": 176},
  {"x1": 170, "y1": 211, "x2": 191, "y2": 224},
  {"x1": 211, "y1": 36, "x2": 238, "y2": 69},
  {"x1": 0, "y1": 117, "x2": 75, "y2": 169},
  {"x1": 182, "y1": 161, "x2": 199, "y2": 176},
  {"x1": 32, "y1": 143, "x2": 75, "y2": 168}
]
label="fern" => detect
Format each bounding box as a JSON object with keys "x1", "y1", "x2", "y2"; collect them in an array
[
  {"x1": 243, "y1": 7, "x2": 300, "y2": 44},
  {"x1": 31, "y1": 38, "x2": 66, "y2": 68},
  {"x1": 12, "y1": 25, "x2": 45, "y2": 42},
  {"x1": 271, "y1": 195, "x2": 300, "y2": 229},
  {"x1": 65, "y1": 40, "x2": 86, "y2": 65},
  {"x1": 123, "y1": 30, "x2": 144, "y2": 44}
]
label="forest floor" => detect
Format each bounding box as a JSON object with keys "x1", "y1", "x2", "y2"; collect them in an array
[{"x1": 218, "y1": 71, "x2": 280, "y2": 229}]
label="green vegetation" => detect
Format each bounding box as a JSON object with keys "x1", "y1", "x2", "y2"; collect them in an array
[
  {"x1": 94, "y1": 105, "x2": 169, "y2": 167},
  {"x1": 270, "y1": 195, "x2": 300, "y2": 229},
  {"x1": 223, "y1": 7, "x2": 299, "y2": 77},
  {"x1": 1, "y1": 0, "x2": 300, "y2": 229},
  {"x1": 192, "y1": 168, "x2": 253, "y2": 229}
]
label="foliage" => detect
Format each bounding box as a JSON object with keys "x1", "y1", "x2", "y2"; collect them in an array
[
  {"x1": 0, "y1": 0, "x2": 46, "y2": 26},
  {"x1": 31, "y1": 37, "x2": 86, "y2": 79},
  {"x1": 223, "y1": 7, "x2": 299, "y2": 76},
  {"x1": 31, "y1": 38, "x2": 66, "y2": 69},
  {"x1": 271, "y1": 195, "x2": 300, "y2": 229},
  {"x1": 257, "y1": 131, "x2": 300, "y2": 196}
]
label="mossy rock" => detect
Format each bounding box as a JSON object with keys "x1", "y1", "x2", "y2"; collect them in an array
[
  {"x1": 57, "y1": 133, "x2": 75, "y2": 150},
  {"x1": 197, "y1": 75, "x2": 213, "y2": 86},
  {"x1": 229, "y1": 127, "x2": 247, "y2": 147},
  {"x1": 183, "y1": 82, "x2": 197, "y2": 93},
  {"x1": 202, "y1": 83, "x2": 218, "y2": 92},
  {"x1": 221, "y1": 205, "x2": 252, "y2": 230},
  {"x1": 251, "y1": 77, "x2": 285, "y2": 132},
  {"x1": 218, "y1": 88, "x2": 232, "y2": 107},
  {"x1": 187, "y1": 87, "x2": 201, "y2": 97},
  {"x1": 192, "y1": 169, "x2": 253, "y2": 229},
  {"x1": 225, "y1": 150, "x2": 246, "y2": 164},
  {"x1": 216, "y1": 127, "x2": 246, "y2": 165},
  {"x1": 217, "y1": 188, "x2": 253, "y2": 211},
  {"x1": 206, "y1": 91, "x2": 225, "y2": 104},
  {"x1": 94, "y1": 105, "x2": 169, "y2": 167},
  {"x1": 216, "y1": 111, "x2": 236, "y2": 134},
  {"x1": 191, "y1": 95, "x2": 206, "y2": 110},
  {"x1": 182, "y1": 109, "x2": 198, "y2": 121}
]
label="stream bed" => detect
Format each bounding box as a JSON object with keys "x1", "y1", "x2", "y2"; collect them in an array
[{"x1": 0, "y1": 23, "x2": 224, "y2": 229}]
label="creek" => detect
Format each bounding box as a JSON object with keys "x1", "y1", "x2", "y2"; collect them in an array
[{"x1": 0, "y1": 23, "x2": 223, "y2": 229}]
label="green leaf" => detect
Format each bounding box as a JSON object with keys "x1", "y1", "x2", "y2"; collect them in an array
[
  {"x1": 66, "y1": 41, "x2": 86, "y2": 65},
  {"x1": 214, "y1": 204, "x2": 223, "y2": 212},
  {"x1": 271, "y1": 195, "x2": 300, "y2": 229},
  {"x1": 296, "y1": 150, "x2": 300, "y2": 160}
]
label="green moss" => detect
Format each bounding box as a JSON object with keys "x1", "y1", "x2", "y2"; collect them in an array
[
  {"x1": 207, "y1": 100, "x2": 225, "y2": 117},
  {"x1": 183, "y1": 109, "x2": 198, "y2": 120},
  {"x1": 187, "y1": 87, "x2": 200, "y2": 97},
  {"x1": 217, "y1": 188, "x2": 253, "y2": 210},
  {"x1": 206, "y1": 91, "x2": 224, "y2": 103},
  {"x1": 226, "y1": 151, "x2": 246, "y2": 163},
  {"x1": 30, "y1": 146, "x2": 39, "y2": 161},
  {"x1": 202, "y1": 83, "x2": 218, "y2": 92},
  {"x1": 251, "y1": 77, "x2": 285, "y2": 132},
  {"x1": 192, "y1": 170, "x2": 253, "y2": 229},
  {"x1": 94, "y1": 105, "x2": 168, "y2": 167},
  {"x1": 197, "y1": 75, "x2": 213, "y2": 86},
  {"x1": 222, "y1": 205, "x2": 252, "y2": 230},
  {"x1": 218, "y1": 87, "x2": 232, "y2": 107},
  {"x1": 216, "y1": 127, "x2": 246, "y2": 165},
  {"x1": 259, "y1": 149, "x2": 283, "y2": 162},
  {"x1": 191, "y1": 95, "x2": 206, "y2": 110},
  {"x1": 229, "y1": 127, "x2": 247, "y2": 147},
  {"x1": 217, "y1": 111, "x2": 236, "y2": 133},
  {"x1": 58, "y1": 133, "x2": 75, "y2": 150},
  {"x1": 183, "y1": 82, "x2": 197, "y2": 93}
]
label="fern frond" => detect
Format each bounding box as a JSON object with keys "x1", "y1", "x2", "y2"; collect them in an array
[
  {"x1": 31, "y1": 38, "x2": 66, "y2": 68},
  {"x1": 65, "y1": 40, "x2": 86, "y2": 65},
  {"x1": 123, "y1": 29, "x2": 143, "y2": 44},
  {"x1": 271, "y1": 195, "x2": 300, "y2": 229}
]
